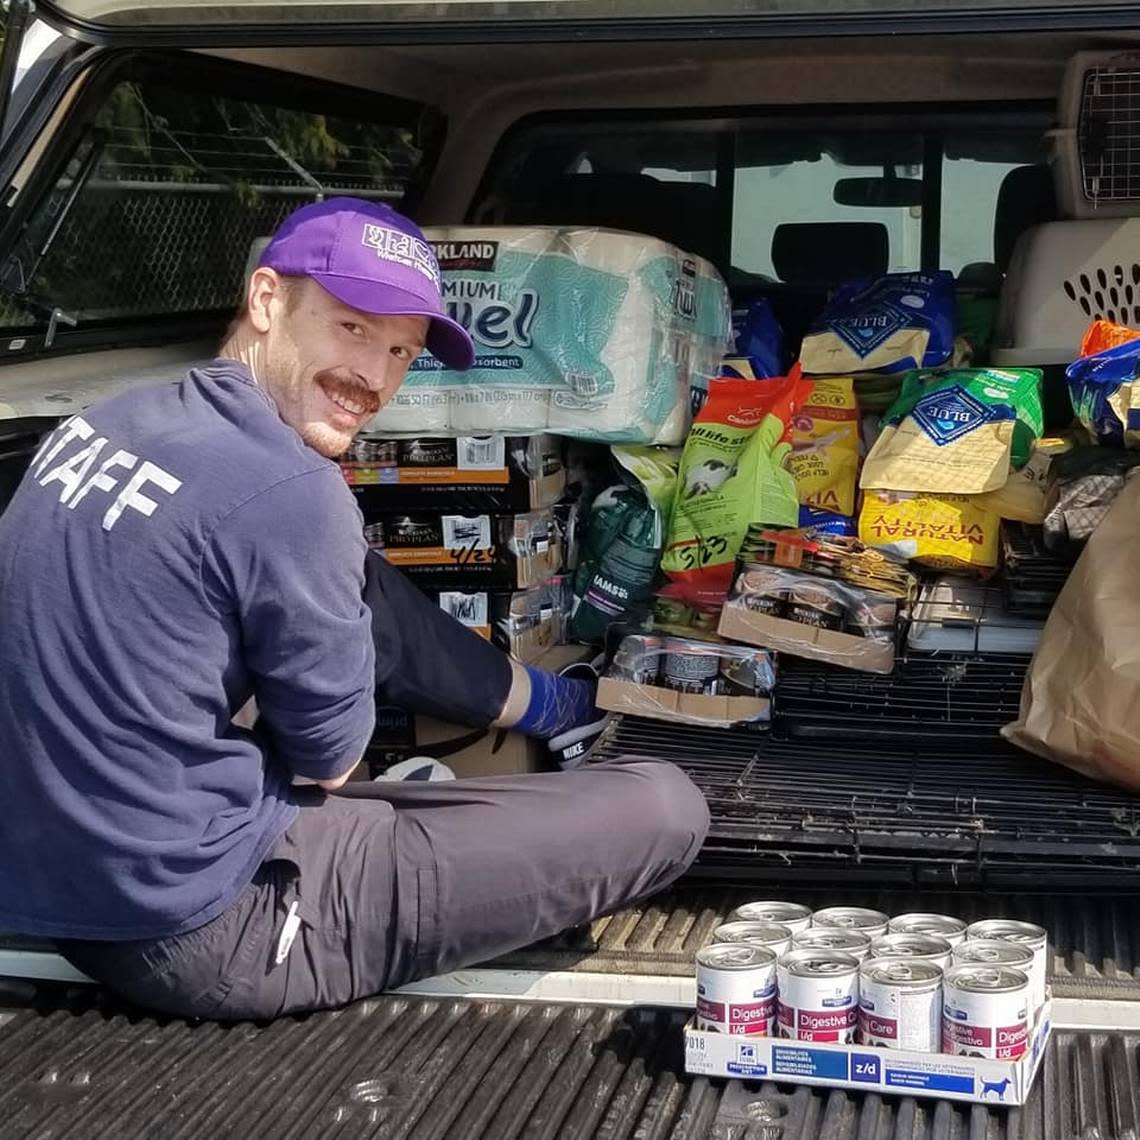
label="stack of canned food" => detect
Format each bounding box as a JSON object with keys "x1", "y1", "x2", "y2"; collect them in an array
[
  {"x1": 608, "y1": 633, "x2": 776, "y2": 698},
  {"x1": 695, "y1": 902, "x2": 1048, "y2": 1059}
]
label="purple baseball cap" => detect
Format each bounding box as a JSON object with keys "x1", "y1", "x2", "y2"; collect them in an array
[{"x1": 257, "y1": 196, "x2": 474, "y2": 371}]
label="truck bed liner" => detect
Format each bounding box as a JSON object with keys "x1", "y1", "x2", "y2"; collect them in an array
[
  {"x1": 492, "y1": 884, "x2": 1140, "y2": 999},
  {"x1": 0, "y1": 991, "x2": 1136, "y2": 1139}
]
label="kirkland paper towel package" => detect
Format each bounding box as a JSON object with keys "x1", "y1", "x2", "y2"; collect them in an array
[{"x1": 364, "y1": 227, "x2": 732, "y2": 444}]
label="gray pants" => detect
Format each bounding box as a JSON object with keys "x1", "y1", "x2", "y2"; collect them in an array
[{"x1": 62, "y1": 757, "x2": 709, "y2": 1021}]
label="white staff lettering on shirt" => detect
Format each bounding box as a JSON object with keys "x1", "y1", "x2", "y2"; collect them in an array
[{"x1": 31, "y1": 414, "x2": 182, "y2": 531}]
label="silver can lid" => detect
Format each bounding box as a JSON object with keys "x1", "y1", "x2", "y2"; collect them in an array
[
  {"x1": 713, "y1": 921, "x2": 792, "y2": 946},
  {"x1": 952, "y1": 939, "x2": 1034, "y2": 968},
  {"x1": 966, "y1": 919, "x2": 1047, "y2": 945},
  {"x1": 871, "y1": 932, "x2": 952, "y2": 960},
  {"x1": 860, "y1": 957, "x2": 943, "y2": 989},
  {"x1": 696, "y1": 943, "x2": 777, "y2": 971},
  {"x1": 793, "y1": 928, "x2": 872, "y2": 953},
  {"x1": 945, "y1": 964, "x2": 1029, "y2": 994},
  {"x1": 779, "y1": 948, "x2": 861, "y2": 979},
  {"x1": 812, "y1": 906, "x2": 890, "y2": 932},
  {"x1": 732, "y1": 901, "x2": 813, "y2": 925},
  {"x1": 889, "y1": 912, "x2": 967, "y2": 938}
]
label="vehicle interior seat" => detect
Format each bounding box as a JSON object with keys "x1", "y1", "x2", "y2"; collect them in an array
[
  {"x1": 957, "y1": 163, "x2": 1059, "y2": 294},
  {"x1": 736, "y1": 220, "x2": 891, "y2": 354}
]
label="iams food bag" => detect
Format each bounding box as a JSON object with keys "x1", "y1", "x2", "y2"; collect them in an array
[
  {"x1": 661, "y1": 369, "x2": 813, "y2": 607},
  {"x1": 569, "y1": 445, "x2": 679, "y2": 643},
  {"x1": 799, "y1": 271, "x2": 955, "y2": 376},
  {"x1": 787, "y1": 376, "x2": 859, "y2": 517},
  {"x1": 860, "y1": 367, "x2": 1043, "y2": 496}
]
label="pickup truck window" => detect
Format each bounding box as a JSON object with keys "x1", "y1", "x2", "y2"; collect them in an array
[
  {"x1": 483, "y1": 112, "x2": 1049, "y2": 290},
  {"x1": 0, "y1": 73, "x2": 439, "y2": 338}
]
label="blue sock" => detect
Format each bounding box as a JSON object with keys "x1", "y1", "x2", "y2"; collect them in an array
[{"x1": 514, "y1": 667, "x2": 597, "y2": 739}]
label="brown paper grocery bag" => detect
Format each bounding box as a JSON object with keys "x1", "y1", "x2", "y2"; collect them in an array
[{"x1": 1003, "y1": 472, "x2": 1140, "y2": 788}]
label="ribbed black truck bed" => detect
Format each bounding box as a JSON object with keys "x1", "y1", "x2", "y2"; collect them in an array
[{"x1": 1, "y1": 990, "x2": 1138, "y2": 1140}]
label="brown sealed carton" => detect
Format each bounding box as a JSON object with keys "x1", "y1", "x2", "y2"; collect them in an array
[
  {"x1": 1003, "y1": 472, "x2": 1140, "y2": 788},
  {"x1": 718, "y1": 603, "x2": 895, "y2": 675},
  {"x1": 596, "y1": 676, "x2": 770, "y2": 729}
]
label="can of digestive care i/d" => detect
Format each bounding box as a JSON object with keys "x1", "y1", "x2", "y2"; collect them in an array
[
  {"x1": 792, "y1": 927, "x2": 872, "y2": 962},
  {"x1": 858, "y1": 957, "x2": 943, "y2": 1052},
  {"x1": 712, "y1": 921, "x2": 793, "y2": 958},
  {"x1": 942, "y1": 964, "x2": 1030, "y2": 1060},
  {"x1": 888, "y1": 912, "x2": 967, "y2": 947},
  {"x1": 730, "y1": 900, "x2": 813, "y2": 935},
  {"x1": 811, "y1": 906, "x2": 890, "y2": 939},
  {"x1": 695, "y1": 942, "x2": 779, "y2": 1035},
  {"x1": 966, "y1": 919, "x2": 1048, "y2": 1011},
  {"x1": 870, "y1": 931, "x2": 954, "y2": 971},
  {"x1": 776, "y1": 949, "x2": 860, "y2": 1043}
]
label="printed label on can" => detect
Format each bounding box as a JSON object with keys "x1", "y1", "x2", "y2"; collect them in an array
[
  {"x1": 697, "y1": 994, "x2": 776, "y2": 1036},
  {"x1": 777, "y1": 1003, "x2": 858, "y2": 1043},
  {"x1": 942, "y1": 966, "x2": 1030, "y2": 1060},
  {"x1": 942, "y1": 1019, "x2": 1028, "y2": 1059},
  {"x1": 858, "y1": 967, "x2": 941, "y2": 1053},
  {"x1": 696, "y1": 944, "x2": 778, "y2": 1036}
]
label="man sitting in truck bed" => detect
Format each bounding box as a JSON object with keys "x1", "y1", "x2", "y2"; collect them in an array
[{"x1": 0, "y1": 197, "x2": 709, "y2": 1021}]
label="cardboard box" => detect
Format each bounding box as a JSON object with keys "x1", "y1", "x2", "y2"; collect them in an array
[
  {"x1": 427, "y1": 577, "x2": 572, "y2": 666},
  {"x1": 343, "y1": 434, "x2": 565, "y2": 513},
  {"x1": 684, "y1": 999, "x2": 1051, "y2": 1106},
  {"x1": 362, "y1": 644, "x2": 593, "y2": 779},
  {"x1": 364, "y1": 508, "x2": 564, "y2": 590},
  {"x1": 597, "y1": 675, "x2": 770, "y2": 728},
  {"x1": 719, "y1": 602, "x2": 896, "y2": 675}
]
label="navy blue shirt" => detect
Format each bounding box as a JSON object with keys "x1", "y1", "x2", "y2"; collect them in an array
[{"x1": 0, "y1": 361, "x2": 376, "y2": 939}]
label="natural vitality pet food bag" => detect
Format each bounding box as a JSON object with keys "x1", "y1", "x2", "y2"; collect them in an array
[
  {"x1": 859, "y1": 490, "x2": 1000, "y2": 572},
  {"x1": 787, "y1": 376, "x2": 860, "y2": 518},
  {"x1": 860, "y1": 368, "x2": 1043, "y2": 496},
  {"x1": 799, "y1": 271, "x2": 955, "y2": 376}
]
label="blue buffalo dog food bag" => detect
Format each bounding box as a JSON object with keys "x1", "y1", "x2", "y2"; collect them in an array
[{"x1": 799, "y1": 271, "x2": 955, "y2": 376}]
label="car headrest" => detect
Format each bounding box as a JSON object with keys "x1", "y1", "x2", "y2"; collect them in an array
[
  {"x1": 502, "y1": 173, "x2": 728, "y2": 268},
  {"x1": 994, "y1": 164, "x2": 1057, "y2": 274},
  {"x1": 770, "y1": 222, "x2": 889, "y2": 286}
]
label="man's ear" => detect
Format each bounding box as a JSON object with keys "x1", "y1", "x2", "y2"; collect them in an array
[{"x1": 247, "y1": 267, "x2": 285, "y2": 335}]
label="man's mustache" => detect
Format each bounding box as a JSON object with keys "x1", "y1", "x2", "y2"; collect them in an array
[{"x1": 315, "y1": 369, "x2": 382, "y2": 416}]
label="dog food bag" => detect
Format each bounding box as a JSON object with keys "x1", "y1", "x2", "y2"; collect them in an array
[
  {"x1": 1066, "y1": 338, "x2": 1140, "y2": 448},
  {"x1": 569, "y1": 445, "x2": 679, "y2": 643},
  {"x1": 661, "y1": 370, "x2": 812, "y2": 607},
  {"x1": 859, "y1": 489, "x2": 1000, "y2": 572},
  {"x1": 860, "y1": 368, "x2": 1044, "y2": 496},
  {"x1": 787, "y1": 376, "x2": 859, "y2": 517},
  {"x1": 972, "y1": 435, "x2": 1076, "y2": 524},
  {"x1": 1080, "y1": 318, "x2": 1140, "y2": 358},
  {"x1": 729, "y1": 298, "x2": 786, "y2": 379},
  {"x1": 799, "y1": 271, "x2": 955, "y2": 376}
]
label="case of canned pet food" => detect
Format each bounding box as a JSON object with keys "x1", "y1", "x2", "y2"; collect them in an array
[
  {"x1": 683, "y1": 994, "x2": 1051, "y2": 1106},
  {"x1": 342, "y1": 434, "x2": 566, "y2": 512},
  {"x1": 718, "y1": 563, "x2": 899, "y2": 675},
  {"x1": 596, "y1": 631, "x2": 775, "y2": 727},
  {"x1": 364, "y1": 507, "x2": 565, "y2": 590},
  {"x1": 426, "y1": 576, "x2": 572, "y2": 664}
]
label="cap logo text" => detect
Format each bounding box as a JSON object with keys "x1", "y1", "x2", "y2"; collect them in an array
[{"x1": 361, "y1": 224, "x2": 441, "y2": 288}]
